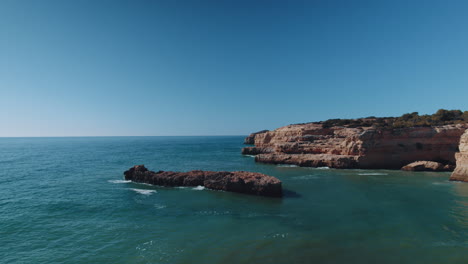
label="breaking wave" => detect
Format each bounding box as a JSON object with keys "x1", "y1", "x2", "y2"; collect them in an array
[
  {"x1": 130, "y1": 188, "x2": 157, "y2": 195},
  {"x1": 108, "y1": 180, "x2": 131, "y2": 184}
]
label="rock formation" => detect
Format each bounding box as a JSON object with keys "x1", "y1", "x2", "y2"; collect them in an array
[
  {"x1": 244, "y1": 130, "x2": 269, "y2": 144},
  {"x1": 450, "y1": 130, "x2": 468, "y2": 182},
  {"x1": 401, "y1": 161, "x2": 454, "y2": 172},
  {"x1": 124, "y1": 165, "x2": 282, "y2": 197},
  {"x1": 243, "y1": 123, "x2": 468, "y2": 169}
]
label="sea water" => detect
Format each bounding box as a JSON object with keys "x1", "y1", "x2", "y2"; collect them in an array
[{"x1": 1, "y1": 136, "x2": 467, "y2": 263}]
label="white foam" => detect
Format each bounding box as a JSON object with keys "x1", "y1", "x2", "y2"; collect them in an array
[
  {"x1": 154, "y1": 204, "x2": 167, "y2": 209},
  {"x1": 108, "y1": 180, "x2": 131, "y2": 184},
  {"x1": 244, "y1": 155, "x2": 256, "y2": 158},
  {"x1": 270, "y1": 233, "x2": 289, "y2": 238},
  {"x1": 316, "y1": 166, "x2": 330, "y2": 170},
  {"x1": 292, "y1": 175, "x2": 320, "y2": 180},
  {"x1": 432, "y1": 182, "x2": 450, "y2": 186},
  {"x1": 137, "y1": 182, "x2": 154, "y2": 186},
  {"x1": 358, "y1": 173, "x2": 388, "y2": 176},
  {"x1": 277, "y1": 164, "x2": 299, "y2": 167},
  {"x1": 131, "y1": 188, "x2": 157, "y2": 195},
  {"x1": 193, "y1": 186, "x2": 205, "y2": 190},
  {"x1": 432, "y1": 241, "x2": 468, "y2": 247}
]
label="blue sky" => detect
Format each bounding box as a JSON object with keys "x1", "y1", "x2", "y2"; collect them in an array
[{"x1": 1, "y1": 0, "x2": 467, "y2": 136}]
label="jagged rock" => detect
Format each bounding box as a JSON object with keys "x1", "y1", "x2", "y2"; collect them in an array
[
  {"x1": 255, "y1": 153, "x2": 359, "y2": 169},
  {"x1": 450, "y1": 130, "x2": 468, "y2": 182},
  {"x1": 124, "y1": 165, "x2": 282, "y2": 197},
  {"x1": 244, "y1": 130, "x2": 269, "y2": 144},
  {"x1": 242, "y1": 123, "x2": 467, "y2": 169},
  {"x1": 401, "y1": 161, "x2": 452, "y2": 171},
  {"x1": 241, "y1": 147, "x2": 273, "y2": 155},
  {"x1": 444, "y1": 164, "x2": 456, "y2": 171}
]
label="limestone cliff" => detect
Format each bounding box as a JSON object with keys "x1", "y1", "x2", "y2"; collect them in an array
[
  {"x1": 401, "y1": 161, "x2": 454, "y2": 172},
  {"x1": 450, "y1": 130, "x2": 468, "y2": 182},
  {"x1": 242, "y1": 123, "x2": 468, "y2": 169},
  {"x1": 244, "y1": 130, "x2": 269, "y2": 144}
]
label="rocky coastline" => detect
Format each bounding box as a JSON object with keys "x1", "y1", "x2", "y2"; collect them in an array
[
  {"x1": 244, "y1": 130, "x2": 269, "y2": 144},
  {"x1": 450, "y1": 130, "x2": 468, "y2": 182},
  {"x1": 401, "y1": 161, "x2": 454, "y2": 172},
  {"x1": 242, "y1": 122, "x2": 468, "y2": 170},
  {"x1": 124, "y1": 165, "x2": 283, "y2": 197}
]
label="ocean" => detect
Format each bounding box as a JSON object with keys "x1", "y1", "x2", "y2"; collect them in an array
[{"x1": 1, "y1": 136, "x2": 467, "y2": 263}]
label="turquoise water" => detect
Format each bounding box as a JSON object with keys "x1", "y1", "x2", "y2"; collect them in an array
[{"x1": 1, "y1": 136, "x2": 468, "y2": 263}]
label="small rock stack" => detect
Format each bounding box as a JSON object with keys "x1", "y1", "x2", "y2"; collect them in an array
[
  {"x1": 124, "y1": 165, "x2": 283, "y2": 197},
  {"x1": 450, "y1": 130, "x2": 468, "y2": 182}
]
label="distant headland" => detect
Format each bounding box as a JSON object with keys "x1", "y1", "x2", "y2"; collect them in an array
[{"x1": 242, "y1": 109, "x2": 468, "y2": 182}]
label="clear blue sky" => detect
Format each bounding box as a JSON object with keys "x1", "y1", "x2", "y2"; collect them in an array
[{"x1": 1, "y1": 0, "x2": 467, "y2": 136}]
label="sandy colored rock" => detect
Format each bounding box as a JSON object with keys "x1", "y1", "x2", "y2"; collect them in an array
[
  {"x1": 255, "y1": 153, "x2": 359, "y2": 169},
  {"x1": 401, "y1": 161, "x2": 451, "y2": 171},
  {"x1": 243, "y1": 123, "x2": 468, "y2": 169},
  {"x1": 244, "y1": 130, "x2": 269, "y2": 144},
  {"x1": 450, "y1": 130, "x2": 468, "y2": 182}
]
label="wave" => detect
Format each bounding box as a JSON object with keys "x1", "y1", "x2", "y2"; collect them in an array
[
  {"x1": 432, "y1": 241, "x2": 468, "y2": 247},
  {"x1": 154, "y1": 204, "x2": 167, "y2": 209},
  {"x1": 243, "y1": 155, "x2": 256, "y2": 158},
  {"x1": 131, "y1": 188, "x2": 157, "y2": 195},
  {"x1": 277, "y1": 164, "x2": 299, "y2": 167},
  {"x1": 292, "y1": 175, "x2": 320, "y2": 180},
  {"x1": 432, "y1": 182, "x2": 451, "y2": 186},
  {"x1": 108, "y1": 180, "x2": 131, "y2": 184},
  {"x1": 358, "y1": 173, "x2": 388, "y2": 176},
  {"x1": 316, "y1": 167, "x2": 330, "y2": 170},
  {"x1": 193, "y1": 186, "x2": 205, "y2": 190},
  {"x1": 196, "y1": 210, "x2": 232, "y2": 216},
  {"x1": 265, "y1": 233, "x2": 290, "y2": 239}
]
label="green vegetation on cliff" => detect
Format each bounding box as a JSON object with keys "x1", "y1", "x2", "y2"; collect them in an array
[{"x1": 320, "y1": 109, "x2": 468, "y2": 129}]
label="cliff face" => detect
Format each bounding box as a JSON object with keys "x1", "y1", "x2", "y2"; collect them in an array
[
  {"x1": 242, "y1": 123, "x2": 468, "y2": 169},
  {"x1": 450, "y1": 130, "x2": 468, "y2": 182},
  {"x1": 244, "y1": 130, "x2": 269, "y2": 144}
]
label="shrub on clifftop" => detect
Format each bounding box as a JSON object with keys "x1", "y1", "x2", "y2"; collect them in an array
[{"x1": 320, "y1": 109, "x2": 467, "y2": 129}]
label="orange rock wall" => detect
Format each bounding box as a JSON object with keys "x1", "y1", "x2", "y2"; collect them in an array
[
  {"x1": 244, "y1": 123, "x2": 468, "y2": 169},
  {"x1": 450, "y1": 130, "x2": 468, "y2": 182}
]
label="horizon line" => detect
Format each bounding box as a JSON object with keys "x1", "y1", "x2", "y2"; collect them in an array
[{"x1": 0, "y1": 135, "x2": 249, "y2": 138}]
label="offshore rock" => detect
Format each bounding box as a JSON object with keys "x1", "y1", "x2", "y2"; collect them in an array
[
  {"x1": 450, "y1": 130, "x2": 468, "y2": 182},
  {"x1": 124, "y1": 165, "x2": 282, "y2": 197},
  {"x1": 243, "y1": 123, "x2": 468, "y2": 169},
  {"x1": 401, "y1": 161, "x2": 453, "y2": 172}
]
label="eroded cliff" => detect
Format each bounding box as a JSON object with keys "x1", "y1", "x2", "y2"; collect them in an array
[
  {"x1": 242, "y1": 123, "x2": 468, "y2": 169},
  {"x1": 450, "y1": 130, "x2": 468, "y2": 182}
]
